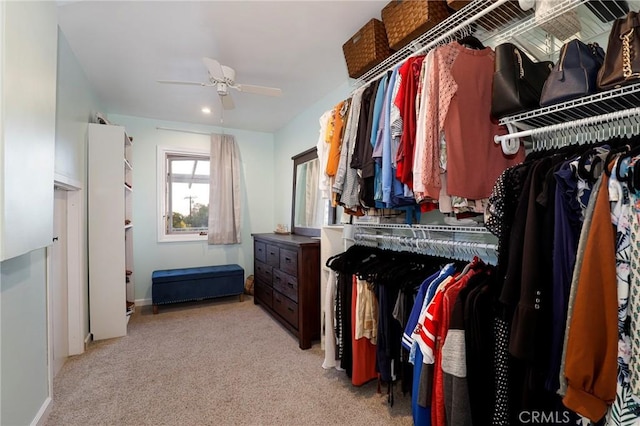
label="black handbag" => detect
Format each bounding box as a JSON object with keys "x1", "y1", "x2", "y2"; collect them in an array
[
  {"x1": 597, "y1": 11, "x2": 640, "y2": 91},
  {"x1": 491, "y1": 43, "x2": 554, "y2": 119},
  {"x1": 539, "y1": 40, "x2": 605, "y2": 107}
]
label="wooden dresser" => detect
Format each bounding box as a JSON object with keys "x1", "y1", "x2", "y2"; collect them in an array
[{"x1": 252, "y1": 233, "x2": 320, "y2": 349}]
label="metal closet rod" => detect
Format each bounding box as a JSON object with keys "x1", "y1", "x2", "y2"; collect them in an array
[
  {"x1": 356, "y1": 233, "x2": 496, "y2": 249},
  {"x1": 353, "y1": 233, "x2": 498, "y2": 264},
  {"x1": 351, "y1": 0, "x2": 510, "y2": 90},
  {"x1": 353, "y1": 222, "x2": 492, "y2": 234},
  {"x1": 494, "y1": 107, "x2": 640, "y2": 153}
]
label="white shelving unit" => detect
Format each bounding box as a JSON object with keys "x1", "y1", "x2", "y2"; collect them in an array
[{"x1": 88, "y1": 123, "x2": 135, "y2": 341}]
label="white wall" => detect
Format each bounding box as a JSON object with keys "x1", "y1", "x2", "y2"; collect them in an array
[
  {"x1": 273, "y1": 81, "x2": 351, "y2": 226},
  {"x1": 1, "y1": 250, "x2": 49, "y2": 426},
  {"x1": 1, "y1": 0, "x2": 57, "y2": 261},
  {"x1": 108, "y1": 114, "x2": 275, "y2": 303},
  {"x1": 0, "y1": 1, "x2": 58, "y2": 424},
  {"x1": 55, "y1": 29, "x2": 106, "y2": 353},
  {"x1": 55, "y1": 29, "x2": 105, "y2": 183}
]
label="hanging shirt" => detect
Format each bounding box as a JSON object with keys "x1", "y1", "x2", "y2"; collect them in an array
[
  {"x1": 355, "y1": 278, "x2": 378, "y2": 344},
  {"x1": 362, "y1": 75, "x2": 388, "y2": 208},
  {"x1": 351, "y1": 275, "x2": 378, "y2": 387},
  {"x1": 372, "y1": 67, "x2": 399, "y2": 207},
  {"x1": 333, "y1": 87, "x2": 364, "y2": 208},
  {"x1": 629, "y1": 155, "x2": 640, "y2": 396},
  {"x1": 397, "y1": 55, "x2": 424, "y2": 188},
  {"x1": 413, "y1": 50, "x2": 435, "y2": 197},
  {"x1": 317, "y1": 110, "x2": 332, "y2": 199},
  {"x1": 326, "y1": 100, "x2": 349, "y2": 177},
  {"x1": 563, "y1": 172, "x2": 618, "y2": 422},
  {"x1": 606, "y1": 158, "x2": 640, "y2": 423},
  {"x1": 444, "y1": 43, "x2": 524, "y2": 199},
  {"x1": 322, "y1": 269, "x2": 343, "y2": 371}
]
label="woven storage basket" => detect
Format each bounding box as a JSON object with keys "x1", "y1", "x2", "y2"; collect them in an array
[
  {"x1": 447, "y1": 0, "x2": 472, "y2": 11},
  {"x1": 342, "y1": 19, "x2": 393, "y2": 79},
  {"x1": 381, "y1": 0, "x2": 451, "y2": 51}
]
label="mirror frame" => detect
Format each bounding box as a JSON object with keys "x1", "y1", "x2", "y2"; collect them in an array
[{"x1": 291, "y1": 147, "x2": 321, "y2": 237}]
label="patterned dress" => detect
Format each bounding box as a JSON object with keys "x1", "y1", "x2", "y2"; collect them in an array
[{"x1": 606, "y1": 158, "x2": 640, "y2": 426}]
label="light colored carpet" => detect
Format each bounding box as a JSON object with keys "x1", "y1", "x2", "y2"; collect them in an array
[{"x1": 45, "y1": 296, "x2": 412, "y2": 425}]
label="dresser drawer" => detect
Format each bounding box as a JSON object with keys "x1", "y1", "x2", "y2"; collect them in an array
[
  {"x1": 272, "y1": 269, "x2": 287, "y2": 294},
  {"x1": 273, "y1": 290, "x2": 298, "y2": 328},
  {"x1": 254, "y1": 241, "x2": 266, "y2": 263},
  {"x1": 266, "y1": 245, "x2": 280, "y2": 268},
  {"x1": 272, "y1": 270, "x2": 298, "y2": 302},
  {"x1": 255, "y1": 280, "x2": 273, "y2": 309},
  {"x1": 254, "y1": 260, "x2": 273, "y2": 285},
  {"x1": 280, "y1": 248, "x2": 298, "y2": 276}
]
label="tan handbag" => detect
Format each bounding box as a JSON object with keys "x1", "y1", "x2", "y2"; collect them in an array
[{"x1": 597, "y1": 11, "x2": 640, "y2": 90}]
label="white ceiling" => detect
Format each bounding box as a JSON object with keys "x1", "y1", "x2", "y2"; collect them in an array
[{"x1": 57, "y1": 0, "x2": 387, "y2": 133}]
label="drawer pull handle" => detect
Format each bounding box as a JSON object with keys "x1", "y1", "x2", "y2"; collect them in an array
[
  {"x1": 288, "y1": 283, "x2": 294, "y2": 288},
  {"x1": 287, "y1": 307, "x2": 295, "y2": 312},
  {"x1": 285, "y1": 257, "x2": 291, "y2": 262}
]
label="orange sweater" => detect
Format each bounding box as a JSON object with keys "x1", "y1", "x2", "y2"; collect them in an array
[
  {"x1": 562, "y1": 173, "x2": 618, "y2": 422},
  {"x1": 325, "y1": 101, "x2": 348, "y2": 177}
]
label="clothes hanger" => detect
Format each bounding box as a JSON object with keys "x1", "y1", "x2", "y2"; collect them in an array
[{"x1": 457, "y1": 35, "x2": 485, "y2": 50}]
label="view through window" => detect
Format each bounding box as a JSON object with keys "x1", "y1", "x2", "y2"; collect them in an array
[{"x1": 166, "y1": 153, "x2": 210, "y2": 235}]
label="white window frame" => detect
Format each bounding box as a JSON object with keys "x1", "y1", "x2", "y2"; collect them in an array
[{"x1": 157, "y1": 146, "x2": 210, "y2": 243}]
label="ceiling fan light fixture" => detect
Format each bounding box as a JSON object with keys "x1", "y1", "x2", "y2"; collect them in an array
[
  {"x1": 216, "y1": 82, "x2": 229, "y2": 96},
  {"x1": 159, "y1": 57, "x2": 281, "y2": 114}
]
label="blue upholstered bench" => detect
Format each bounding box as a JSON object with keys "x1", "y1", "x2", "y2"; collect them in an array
[{"x1": 152, "y1": 264, "x2": 245, "y2": 314}]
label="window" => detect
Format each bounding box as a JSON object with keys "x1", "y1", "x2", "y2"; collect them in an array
[{"x1": 157, "y1": 147, "x2": 210, "y2": 242}]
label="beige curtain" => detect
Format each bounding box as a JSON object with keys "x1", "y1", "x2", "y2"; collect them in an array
[{"x1": 208, "y1": 133, "x2": 241, "y2": 244}]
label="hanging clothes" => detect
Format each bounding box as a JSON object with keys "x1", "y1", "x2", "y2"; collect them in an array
[
  {"x1": 322, "y1": 269, "x2": 342, "y2": 370},
  {"x1": 351, "y1": 275, "x2": 378, "y2": 386}
]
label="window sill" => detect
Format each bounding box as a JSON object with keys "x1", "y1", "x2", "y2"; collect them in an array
[{"x1": 158, "y1": 234, "x2": 208, "y2": 243}]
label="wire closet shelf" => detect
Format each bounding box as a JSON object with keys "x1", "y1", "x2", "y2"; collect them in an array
[
  {"x1": 347, "y1": 0, "x2": 629, "y2": 258},
  {"x1": 352, "y1": 223, "x2": 499, "y2": 265},
  {"x1": 351, "y1": 0, "x2": 633, "y2": 151},
  {"x1": 352, "y1": 0, "x2": 618, "y2": 88}
]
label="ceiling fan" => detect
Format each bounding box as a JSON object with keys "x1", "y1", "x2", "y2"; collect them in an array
[{"x1": 157, "y1": 57, "x2": 282, "y2": 110}]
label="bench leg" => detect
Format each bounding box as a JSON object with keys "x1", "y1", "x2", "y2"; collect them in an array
[
  {"x1": 153, "y1": 304, "x2": 158, "y2": 314},
  {"x1": 239, "y1": 294, "x2": 244, "y2": 302}
]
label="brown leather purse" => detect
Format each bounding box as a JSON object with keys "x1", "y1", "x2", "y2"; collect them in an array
[{"x1": 597, "y1": 11, "x2": 640, "y2": 90}]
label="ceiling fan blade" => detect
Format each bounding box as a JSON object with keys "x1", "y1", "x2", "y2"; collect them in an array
[
  {"x1": 157, "y1": 79, "x2": 208, "y2": 86},
  {"x1": 234, "y1": 83, "x2": 282, "y2": 97},
  {"x1": 203, "y1": 57, "x2": 225, "y2": 81},
  {"x1": 220, "y1": 94, "x2": 235, "y2": 110}
]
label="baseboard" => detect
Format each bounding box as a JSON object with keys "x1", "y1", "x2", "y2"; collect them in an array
[
  {"x1": 30, "y1": 396, "x2": 52, "y2": 426},
  {"x1": 135, "y1": 298, "x2": 152, "y2": 306}
]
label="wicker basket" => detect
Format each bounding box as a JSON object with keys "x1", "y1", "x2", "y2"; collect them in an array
[
  {"x1": 381, "y1": 0, "x2": 451, "y2": 51},
  {"x1": 447, "y1": 0, "x2": 472, "y2": 11},
  {"x1": 342, "y1": 19, "x2": 393, "y2": 79}
]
